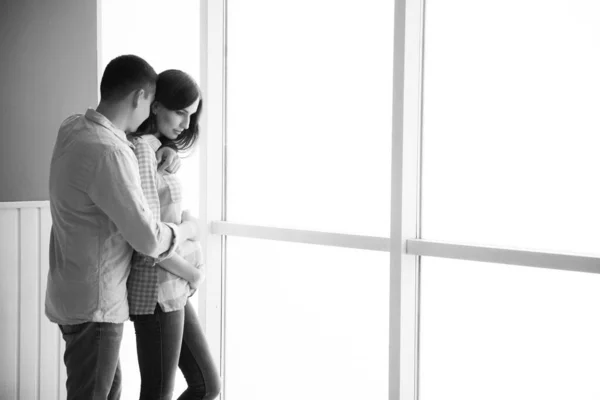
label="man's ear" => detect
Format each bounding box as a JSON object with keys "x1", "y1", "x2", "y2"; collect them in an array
[{"x1": 132, "y1": 88, "x2": 145, "y2": 108}]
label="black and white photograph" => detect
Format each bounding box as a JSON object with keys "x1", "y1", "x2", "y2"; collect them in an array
[{"x1": 2, "y1": 0, "x2": 600, "y2": 399}]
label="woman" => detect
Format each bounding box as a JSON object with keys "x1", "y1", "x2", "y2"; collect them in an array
[{"x1": 127, "y1": 69, "x2": 221, "y2": 400}]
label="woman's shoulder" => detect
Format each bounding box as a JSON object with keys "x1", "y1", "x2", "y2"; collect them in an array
[
  {"x1": 128, "y1": 135, "x2": 159, "y2": 169},
  {"x1": 129, "y1": 134, "x2": 162, "y2": 155},
  {"x1": 128, "y1": 134, "x2": 156, "y2": 147}
]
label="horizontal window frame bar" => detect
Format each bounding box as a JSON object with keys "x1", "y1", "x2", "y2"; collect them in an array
[
  {"x1": 407, "y1": 239, "x2": 600, "y2": 274},
  {"x1": 210, "y1": 224, "x2": 600, "y2": 274},
  {"x1": 210, "y1": 221, "x2": 390, "y2": 252}
]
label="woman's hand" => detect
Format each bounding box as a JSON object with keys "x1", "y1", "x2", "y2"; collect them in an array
[
  {"x1": 188, "y1": 264, "x2": 206, "y2": 292},
  {"x1": 156, "y1": 146, "x2": 181, "y2": 174}
]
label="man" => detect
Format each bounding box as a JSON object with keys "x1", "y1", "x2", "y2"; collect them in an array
[{"x1": 46, "y1": 55, "x2": 201, "y2": 399}]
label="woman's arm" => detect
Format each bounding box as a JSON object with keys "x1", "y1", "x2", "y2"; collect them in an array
[{"x1": 158, "y1": 253, "x2": 203, "y2": 287}]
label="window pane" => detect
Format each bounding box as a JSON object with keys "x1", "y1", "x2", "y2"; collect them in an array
[
  {"x1": 226, "y1": 0, "x2": 394, "y2": 237},
  {"x1": 225, "y1": 237, "x2": 389, "y2": 400},
  {"x1": 99, "y1": 0, "x2": 202, "y2": 215},
  {"x1": 99, "y1": 1, "x2": 201, "y2": 398},
  {"x1": 421, "y1": 0, "x2": 600, "y2": 254},
  {"x1": 421, "y1": 257, "x2": 600, "y2": 400}
]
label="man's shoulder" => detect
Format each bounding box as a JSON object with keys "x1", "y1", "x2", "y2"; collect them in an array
[
  {"x1": 59, "y1": 114, "x2": 83, "y2": 128},
  {"x1": 56, "y1": 114, "x2": 84, "y2": 139},
  {"x1": 54, "y1": 136, "x2": 133, "y2": 185},
  {"x1": 61, "y1": 115, "x2": 129, "y2": 151}
]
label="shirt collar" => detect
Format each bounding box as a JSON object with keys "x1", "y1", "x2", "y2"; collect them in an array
[{"x1": 84, "y1": 109, "x2": 134, "y2": 149}]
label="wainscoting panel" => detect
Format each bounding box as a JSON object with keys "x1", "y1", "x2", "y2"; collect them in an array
[
  {"x1": 0, "y1": 208, "x2": 19, "y2": 400},
  {"x1": 0, "y1": 202, "x2": 62, "y2": 400}
]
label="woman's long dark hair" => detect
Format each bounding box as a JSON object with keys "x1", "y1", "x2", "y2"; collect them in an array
[{"x1": 132, "y1": 69, "x2": 202, "y2": 152}]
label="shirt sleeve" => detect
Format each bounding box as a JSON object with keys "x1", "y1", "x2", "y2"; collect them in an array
[
  {"x1": 87, "y1": 146, "x2": 179, "y2": 259},
  {"x1": 133, "y1": 141, "x2": 161, "y2": 222}
]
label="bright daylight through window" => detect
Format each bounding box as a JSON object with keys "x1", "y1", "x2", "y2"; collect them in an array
[{"x1": 420, "y1": 1, "x2": 600, "y2": 399}]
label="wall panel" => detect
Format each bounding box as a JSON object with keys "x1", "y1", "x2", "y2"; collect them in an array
[{"x1": 0, "y1": 202, "x2": 61, "y2": 400}]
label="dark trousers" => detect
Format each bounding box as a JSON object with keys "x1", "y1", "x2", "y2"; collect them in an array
[
  {"x1": 59, "y1": 322, "x2": 123, "y2": 400},
  {"x1": 131, "y1": 302, "x2": 221, "y2": 400}
]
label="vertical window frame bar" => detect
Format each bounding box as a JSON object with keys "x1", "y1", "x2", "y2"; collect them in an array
[
  {"x1": 390, "y1": 0, "x2": 425, "y2": 398},
  {"x1": 201, "y1": 1, "x2": 227, "y2": 398}
]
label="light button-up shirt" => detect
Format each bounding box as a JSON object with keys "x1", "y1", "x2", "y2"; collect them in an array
[{"x1": 46, "y1": 109, "x2": 179, "y2": 325}]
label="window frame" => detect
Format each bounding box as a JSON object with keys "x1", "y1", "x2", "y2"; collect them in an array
[
  {"x1": 201, "y1": 1, "x2": 600, "y2": 399},
  {"x1": 202, "y1": 1, "x2": 421, "y2": 398}
]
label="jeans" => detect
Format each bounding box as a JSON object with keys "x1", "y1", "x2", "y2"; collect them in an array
[
  {"x1": 131, "y1": 301, "x2": 221, "y2": 400},
  {"x1": 59, "y1": 322, "x2": 123, "y2": 400}
]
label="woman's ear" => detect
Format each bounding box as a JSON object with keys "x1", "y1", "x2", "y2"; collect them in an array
[{"x1": 151, "y1": 101, "x2": 159, "y2": 114}]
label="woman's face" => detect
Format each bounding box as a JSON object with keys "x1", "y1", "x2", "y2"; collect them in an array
[{"x1": 153, "y1": 97, "x2": 200, "y2": 140}]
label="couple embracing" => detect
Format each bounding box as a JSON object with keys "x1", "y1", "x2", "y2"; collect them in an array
[{"x1": 46, "y1": 55, "x2": 220, "y2": 400}]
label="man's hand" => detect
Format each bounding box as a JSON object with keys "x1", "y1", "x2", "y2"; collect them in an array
[
  {"x1": 181, "y1": 209, "x2": 195, "y2": 222},
  {"x1": 178, "y1": 239, "x2": 203, "y2": 259},
  {"x1": 181, "y1": 209, "x2": 202, "y2": 240},
  {"x1": 156, "y1": 146, "x2": 181, "y2": 174}
]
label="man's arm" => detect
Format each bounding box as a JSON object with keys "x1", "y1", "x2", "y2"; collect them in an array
[
  {"x1": 87, "y1": 147, "x2": 199, "y2": 257},
  {"x1": 178, "y1": 239, "x2": 203, "y2": 257}
]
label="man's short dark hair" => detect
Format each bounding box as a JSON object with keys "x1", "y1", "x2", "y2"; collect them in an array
[{"x1": 100, "y1": 55, "x2": 157, "y2": 102}]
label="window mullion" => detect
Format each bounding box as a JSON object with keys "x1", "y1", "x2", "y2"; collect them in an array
[
  {"x1": 202, "y1": 0, "x2": 226, "y2": 391},
  {"x1": 389, "y1": 0, "x2": 425, "y2": 399}
]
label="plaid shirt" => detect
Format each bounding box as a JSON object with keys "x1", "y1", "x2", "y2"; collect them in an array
[{"x1": 127, "y1": 135, "x2": 196, "y2": 314}]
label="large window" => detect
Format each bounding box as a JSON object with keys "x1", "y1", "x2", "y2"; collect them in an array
[
  {"x1": 209, "y1": 0, "x2": 600, "y2": 399},
  {"x1": 101, "y1": 0, "x2": 600, "y2": 399}
]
